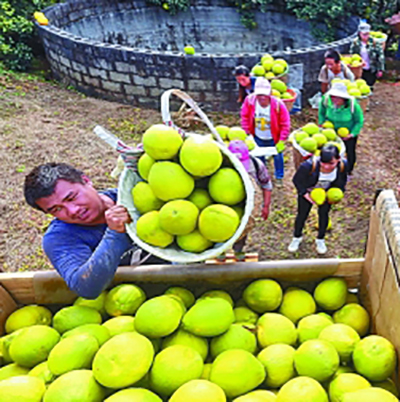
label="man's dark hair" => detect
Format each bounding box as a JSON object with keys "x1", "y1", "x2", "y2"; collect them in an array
[
  {"x1": 324, "y1": 49, "x2": 341, "y2": 63},
  {"x1": 320, "y1": 145, "x2": 340, "y2": 163},
  {"x1": 24, "y1": 163, "x2": 85, "y2": 210},
  {"x1": 233, "y1": 65, "x2": 250, "y2": 77}
]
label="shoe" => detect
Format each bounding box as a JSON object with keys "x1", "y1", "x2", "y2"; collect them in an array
[
  {"x1": 275, "y1": 179, "x2": 283, "y2": 188},
  {"x1": 288, "y1": 237, "x2": 302, "y2": 252},
  {"x1": 316, "y1": 239, "x2": 327, "y2": 254}
]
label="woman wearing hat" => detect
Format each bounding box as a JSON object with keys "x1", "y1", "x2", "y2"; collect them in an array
[
  {"x1": 241, "y1": 77, "x2": 291, "y2": 186},
  {"x1": 350, "y1": 22, "x2": 385, "y2": 88},
  {"x1": 318, "y1": 82, "x2": 364, "y2": 175}
]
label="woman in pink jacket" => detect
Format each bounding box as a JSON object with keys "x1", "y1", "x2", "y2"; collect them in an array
[{"x1": 241, "y1": 77, "x2": 291, "y2": 185}]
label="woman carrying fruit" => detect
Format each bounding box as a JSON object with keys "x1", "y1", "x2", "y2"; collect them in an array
[
  {"x1": 288, "y1": 145, "x2": 348, "y2": 255},
  {"x1": 234, "y1": 65, "x2": 256, "y2": 104},
  {"x1": 318, "y1": 82, "x2": 364, "y2": 175},
  {"x1": 350, "y1": 22, "x2": 385, "y2": 88},
  {"x1": 318, "y1": 49, "x2": 355, "y2": 94}
]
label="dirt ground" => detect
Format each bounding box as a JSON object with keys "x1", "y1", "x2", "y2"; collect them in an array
[{"x1": 1, "y1": 67, "x2": 400, "y2": 272}]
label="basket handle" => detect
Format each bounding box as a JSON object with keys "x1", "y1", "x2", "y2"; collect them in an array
[{"x1": 161, "y1": 89, "x2": 224, "y2": 145}]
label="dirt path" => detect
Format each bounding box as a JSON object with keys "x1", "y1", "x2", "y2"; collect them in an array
[{"x1": 1, "y1": 72, "x2": 399, "y2": 271}]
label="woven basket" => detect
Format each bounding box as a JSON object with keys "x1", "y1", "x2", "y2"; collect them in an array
[
  {"x1": 118, "y1": 89, "x2": 255, "y2": 263},
  {"x1": 282, "y1": 88, "x2": 298, "y2": 112}
]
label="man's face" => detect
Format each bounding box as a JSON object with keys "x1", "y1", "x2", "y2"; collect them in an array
[
  {"x1": 236, "y1": 74, "x2": 251, "y2": 87},
  {"x1": 360, "y1": 31, "x2": 370, "y2": 41},
  {"x1": 325, "y1": 58, "x2": 338, "y2": 71},
  {"x1": 36, "y1": 178, "x2": 105, "y2": 225},
  {"x1": 320, "y1": 158, "x2": 339, "y2": 173}
]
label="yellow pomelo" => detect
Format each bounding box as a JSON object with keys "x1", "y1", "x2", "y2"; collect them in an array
[
  {"x1": 252, "y1": 65, "x2": 266, "y2": 77},
  {"x1": 209, "y1": 168, "x2": 246, "y2": 205},
  {"x1": 0, "y1": 375, "x2": 46, "y2": 402},
  {"x1": 180, "y1": 135, "x2": 223, "y2": 177},
  {"x1": 329, "y1": 373, "x2": 371, "y2": 402},
  {"x1": 1, "y1": 330, "x2": 24, "y2": 364},
  {"x1": 295, "y1": 131, "x2": 309, "y2": 144},
  {"x1": 73, "y1": 291, "x2": 107, "y2": 317},
  {"x1": 322, "y1": 121, "x2": 334, "y2": 129},
  {"x1": 326, "y1": 188, "x2": 344, "y2": 204},
  {"x1": 105, "y1": 284, "x2": 146, "y2": 317},
  {"x1": 48, "y1": 334, "x2": 99, "y2": 376},
  {"x1": 245, "y1": 138, "x2": 256, "y2": 150},
  {"x1": 102, "y1": 316, "x2": 135, "y2": 337},
  {"x1": 29, "y1": 362, "x2": 56, "y2": 385},
  {"x1": 346, "y1": 82, "x2": 358, "y2": 90},
  {"x1": 199, "y1": 290, "x2": 234, "y2": 306},
  {"x1": 298, "y1": 314, "x2": 333, "y2": 343},
  {"x1": 257, "y1": 344, "x2": 296, "y2": 388},
  {"x1": 165, "y1": 287, "x2": 195, "y2": 308},
  {"x1": 313, "y1": 133, "x2": 328, "y2": 148},
  {"x1": 44, "y1": 370, "x2": 105, "y2": 402},
  {"x1": 210, "y1": 349, "x2": 265, "y2": 398},
  {"x1": 159, "y1": 199, "x2": 199, "y2": 235},
  {"x1": 303, "y1": 123, "x2": 320, "y2": 135},
  {"x1": 187, "y1": 188, "x2": 213, "y2": 210},
  {"x1": 132, "y1": 182, "x2": 164, "y2": 214},
  {"x1": 228, "y1": 127, "x2": 247, "y2": 141},
  {"x1": 353, "y1": 335, "x2": 396, "y2": 381},
  {"x1": 372, "y1": 379, "x2": 399, "y2": 397},
  {"x1": 265, "y1": 72, "x2": 275, "y2": 79},
  {"x1": 333, "y1": 303, "x2": 370, "y2": 336},
  {"x1": 234, "y1": 390, "x2": 277, "y2": 401},
  {"x1": 199, "y1": 204, "x2": 240, "y2": 242},
  {"x1": 322, "y1": 128, "x2": 337, "y2": 141},
  {"x1": 5, "y1": 305, "x2": 52, "y2": 334},
  {"x1": 257, "y1": 313, "x2": 297, "y2": 348},
  {"x1": 105, "y1": 388, "x2": 162, "y2": 401},
  {"x1": 262, "y1": 59, "x2": 274, "y2": 72},
  {"x1": 93, "y1": 332, "x2": 154, "y2": 388},
  {"x1": 342, "y1": 387, "x2": 398, "y2": 402},
  {"x1": 170, "y1": 379, "x2": 226, "y2": 402},
  {"x1": 319, "y1": 323, "x2": 360, "y2": 363},
  {"x1": 148, "y1": 161, "x2": 195, "y2": 201},
  {"x1": 216, "y1": 125, "x2": 230, "y2": 140},
  {"x1": 279, "y1": 288, "x2": 316, "y2": 323},
  {"x1": 232, "y1": 204, "x2": 245, "y2": 219},
  {"x1": 137, "y1": 211, "x2": 174, "y2": 248},
  {"x1": 52, "y1": 306, "x2": 102, "y2": 334},
  {"x1": 9, "y1": 325, "x2": 60, "y2": 368},
  {"x1": 355, "y1": 78, "x2": 367, "y2": 87},
  {"x1": 277, "y1": 376, "x2": 328, "y2": 401},
  {"x1": 300, "y1": 137, "x2": 318, "y2": 153},
  {"x1": 243, "y1": 279, "x2": 283, "y2": 313},
  {"x1": 183, "y1": 298, "x2": 234, "y2": 337},
  {"x1": 359, "y1": 84, "x2": 371, "y2": 95},
  {"x1": 142, "y1": 124, "x2": 183, "y2": 160},
  {"x1": 234, "y1": 306, "x2": 259, "y2": 325},
  {"x1": 314, "y1": 277, "x2": 347, "y2": 310},
  {"x1": 261, "y1": 53, "x2": 273, "y2": 63},
  {"x1": 334, "y1": 365, "x2": 354, "y2": 378},
  {"x1": 177, "y1": 229, "x2": 213, "y2": 252},
  {"x1": 318, "y1": 312, "x2": 334, "y2": 322},
  {"x1": 271, "y1": 89, "x2": 281, "y2": 98},
  {"x1": 337, "y1": 127, "x2": 349, "y2": 138},
  {"x1": 184, "y1": 45, "x2": 195, "y2": 55},
  {"x1": 62, "y1": 323, "x2": 111, "y2": 346},
  {"x1": 138, "y1": 153, "x2": 155, "y2": 181},
  {"x1": 272, "y1": 63, "x2": 286, "y2": 75},
  {"x1": 348, "y1": 88, "x2": 361, "y2": 97},
  {"x1": 150, "y1": 345, "x2": 204, "y2": 397},
  {"x1": 0, "y1": 363, "x2": 30, "y2": 381},
  {"x1": 294, "y1": 339, "x2": 340, "y2": 382},
  {"x1": 271, "y1": 79, "x2": 287, "y2": 94},
  {"x1": 282, "y1": 91, "x2": 293, "y2": 99},
  {"x1": 210, "y1": 323, "x2": 257, "y2": 358}
]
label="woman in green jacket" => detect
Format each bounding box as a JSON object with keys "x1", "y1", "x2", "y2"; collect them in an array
[{"x1": 318, "y1": 82, "x2": 364, "y2": 175}]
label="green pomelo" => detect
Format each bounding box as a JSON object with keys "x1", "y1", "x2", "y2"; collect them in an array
[
  {"x1": 279, "y1": 288, "x2": 316, "y2": 324},
  {"x1": 303, "y1": 123, "x2": 320, "y2": 135},
  {"x1": 228, "y1": 127, "x2": 247, "y2": 141},
  {"x1": 272, "y1": 63, "x2": 286, "y2": 75},
  {"x1": 297, "y1": 314, "x2": 333, "y2": 343},
  {"x1": 216, "y1": 125, "x2": 230, "y2": 140},
  {"x1": 93, "y1": 332, "x2": 154, "y2": 389},
  {"x1": 135, "y1": 295, "x2": 183, "y2": 338},
  {"x1": 359, "y1": 84, "x2": 371, "y2": 95},
  {"x1": 314, "y1": 277, "x2": 347, "y2": 310},
  {"x1": 313, "y1": 133, "x2": 328, "y2": 148},
  {"x1": 177, "y1": 229, "x2": 214, "y2": 253},
  {"x1": 282, "y1": 91, "x2": 293, "y2": 99},
  {"x1": 300, "y1": 137, "x2": 318, "y2": 153},
  {"x1": 2, "y1": 330, "x2": 23, "y2": 364},
  {"x1": 0, "y1": 363, "x2": 30, "y2": 381},
  {"x1": 29, "y1": 362, "x2": 56, "y2": 385},
  {"x1": 132, "y1": 182, "x2": 164, "y2": 214},
  {"x1": 62, "y1": 324, "x2": 111, "y2": 346},
  {"x1": 372, "y1": 379, "x2": 399, "y2": 397},
  {"x1": 262, "y1": 60, "x2": 274, "y2": 72},
  {"x1": 102, "y1": 316, "x2": 135, "y2": 337},
  {"x1": 48, "y1": 334, "x2": 99, "y2": 376},
  {"x1": 10, "y1": 325, "x2": 60, "y2": 368},
  {"x1": 243, "y1": 279, "x2": 283, "y2": 313},
  {"x1": 199, "y1": 290, "x2": 234, "y2": 306},
  {"x1": 159, "y1": 200, "x2": 199, "y2": 235},
  {"x1": 346, "y1": 292, "x2": 359, "y2": 304},
  {"x1": 184, "y1": 46, "x2": 195, "y2": 55},
  {"x1": 310, "y1": 188, "x2": 326, "y2": 206},
  {"x1": 138, "y1": 153, "x2": 155, "y2": 181},
  {"x1": 105, "y1": 388, "x2": 162, "y2": 401},
  {"x1": 318, "y1": 312, "x2": 334, "y2": 322},
  {"x1": 277, "y1": 376, "x2": 328, "y2": 402},
  {"x1": 334, "y1": 366, "x2": 354, "y2": 377},
  {"x1": 233, "y1": 390, "x2": 277, "y2": 401},
  {"x1": 187, "y1": 188, "x2": 213, "y2": 211},
  {"x1": 257, "y1": 344, "x2": 296, "y2": 388},
  {"x1": 322, "y1": 121, "x2": 334, "y2": 129},
  {"x1": 170, "y1": 379, "x2": 226, "y2": 402},
  {"x1": 257, "y1": 313, "x2": 297, "y2": 348},
  {"x1": 142, "y1": 124, "x2": 183, "y2": 160},
  {"x1": 105, "y1": 284, "x2": 146, "y2": 317},
  {"x1": 180, "y1": 135, "x2": 223, "y2": 177},
  {"x1": 165, "y1": 287, "x2": 195, "y2": 309},
  {"x1": 333, "y1": 303, "x2": 370, "y2": 337},
  {"x1": 44, "y1": 370, "x2": 105, "y2": 402},
  {"x1": 136, "y1": 211, "x2": 174, "y2": 248},
  {"x1": 265, "y1": 72, "x2": 275, "y2": 79},
  {"x1": 150, "y1": 345, "x2": 204, "y2": 397},
  {"x1": 329, "y1": 373, "x2": 371, "y2": 402},
  {"x1": 251, "y1": 65, "x2": 266, "y2": 77},
  {"x1": 183, "y1": 298, "x2": 234, "y2": 337},
  {"x1": 234, "y1": 307, "x2": 259, "y2": 325},
  {"x1": 73, "y1": 292, "x2": 107, "y2": 317},
  {"x1": 0, "y1": 375, "x2": 46, "y2": 402},
  {"x1": 162, "y1": 328, "x2": 209, "y2": 361},
  {"x1": 348, "y1": 88, "x2": 362, "y2": 97},
  {"x1": 5, "y1": 305, "x2": 52, "y2": 334},
  {"x1": 342, "y1": 387, "x2": 398, "y2": 402},
  {"x1": 199, "y1": 204, "x2": 240, "y2": 242},
  {"x1": 52, "y1": 306, "x2": 102, "y2": 334},
  {"x1": 322, "y1": 129, "x2": 337, "y2": 141},
  {"x1": 272, "y1": 89, "x2": 281, "y2": 98},
  {"x1": 327, "y1": 188, "x2": 344, "y2": 204},
  {"x1": 271, "y1": 79, "x2": 287, "y2": 94},
  {"x1": 209, "y1": 349, "x2": 266, "y2": 398},
  {"x1": 294, "y1": 339, "x2": 340, "y2": 382},
  {"x1": 148, "y1": 161, "x2": 195, "y2": 201},
  {"x1": 210, "y1": 323, "x2": 257, "y2": 358},
  {"x1": 261, "y1": 54, "x2": 273, "y2": 63}
]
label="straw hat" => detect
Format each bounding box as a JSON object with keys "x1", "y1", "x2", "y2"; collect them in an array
[
  {"x1": 327, "y1": 82, "x2": 353, "y2": 100},
  {"x1": 254, "y1": 77, "x2": 271, "y2": 96}
]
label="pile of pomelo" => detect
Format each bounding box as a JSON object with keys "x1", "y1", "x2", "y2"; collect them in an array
[
  {"x1": 341, "y1": 54, "x2": 364, "y2": 69},
  {"x1": 215, "y1": 125, "x2": 256, "y2": 150},
  {"x1": 331, "y1": 77, "x2": 371, "y2": 98},
  {"x1": 251, "y1": 54, "x2": 289, "y2": 80},
  {"x1": 131, "y1": 124, "x2": 249, "y2": 253},
  {"x1": 0, "y1": 277, "x2": 398, "y2": 401}
]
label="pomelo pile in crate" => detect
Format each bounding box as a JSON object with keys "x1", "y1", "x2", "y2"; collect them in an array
[
  {"x1": 0, "y1": 277, "x2": 399, "y2": 401},
  {"x1": 251, "y1": 53, "x2": 289, "y2": 80}
]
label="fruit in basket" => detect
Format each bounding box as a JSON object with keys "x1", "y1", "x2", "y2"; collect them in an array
[
  {"x1": 105, "y1": 283, "x2": 146, "y2": 317},
  {"x1": 136, "y1": 211, "x2": 174, "y2": 248},
  {"x1": 245, "y1": 137, "x2": 256, "y2": 150},
  {"x1": 142, "y1": 125, "x2": 183, "y2": 160},
  {"x1": 353, "y1": 335, "x2": 396, "y2": 382},
  {"x1": 132, "y1": 182, "x2": 164, "y2": 214},
  {"x1": 252, "y1": 65, "x2": 266, "y2": 77},
  {"x1": 351, "y1": 54, "x2": 362, "y2": 62},
  {"x1": 314, "y1": 277, "x2": 347, "y2": 310},
  {"x1": 261, "y1": 53, "x2": 273, "y2": 63},
  {"x1": 29, "y1": 361, "x2": 56, "y2": 385},
  {"x1": 342, "y1": 387, "x2": 398, "y2": 402},
  {"x1": 277, "y1": 376, "x2": 328, "y2": 401},
  {"x1": 5, "y1": 305, "x2": 52, "y2": 334},
  {"x1": 216, "y1": 125, "x2": 230, "y2": 140},
  {"x1": 322, "y1": 128, "x2": 337, "y2": 141},
  {"x1": 209, "y1": 168, "x2": 246, "y2": 206},
  {"x1": 188, "y1": 189, "x2": 213, "y2": 211},
  {"x1": 298, "y1": 314, "x2": 333, "y2": 343},
  {"x1": 272, "y1": 89, "x2": 281, "y2": 98},
  {"x1": 333, "y1": 303, "x2": 370, "y2": 336},
  {"x1": 282, "y1": 91, "x2": 293, "y2": 99},
  {"x1": 0, "y1": 375, "x2": 46, "y2": 402},
  {"x1": 162, "y1": 329, "x2": 208, "y2": 361},
  {"x1": 279, "y1": 288, "x2": 317, "y2": 324},
  {"x1": 322, "y1": 121, "x2": 334, "y2": 129},
  {"x1": 62, "y1": 324, "x2": 111, "y2": 346},
  {"x1": 356, "y1": 78, "x2": 367, "y2": 87},
  {"x1": 299, "y1": 137, "x2": 317, "y2": 153},
  {"x1": 227, "y1": 127, "x2": 247, "y2": 141},
  {"x1": 337, "y1": 127, "x2": 349, "y2": 138},
  {"x1": 303, "y1": 123, "x2": 320, "y2": 135},
  {"x1": 102, "y1": 316, "x2": 135, "y2": 337},
  {"x1": 106, "y1": 388, "x2": 162, "y2": 401},
  {"x1": 148, "y1": 162, "x2": 195, "y2": 201},
  {"x1": 234, "y1": 390, "x2": 278, "y2": 401},
  {"x1": 329, "y1": 373, "x2": 371, "y2": 402},
  {"x1": 271, "y1": 79, "x2": 287, "y2": 94},
  {"x1": 199, "y1": 290, "x2": 234, "y2": 306},
  {"x1": 138, "y1": 153, "x2": 155, "y2": 181},
  {"x1": 243, "y1": 279, "x2": 283, "y2": 313},
  {"x1": 295, "y1": 131, "x2": 309, "y2": 144},
  {"x1": 209, "y1": 349, "x2": 266, "y2": 398},
  {"x1": 372, "y1": 379, "x2": 399, "y2": 397},
  {"x1": 52, "y1": 306, "x2": 102, "y2": 334},
  {"x1": 272, "y1": 63, "x2": 285, "y2": 75},
  {"x1": 180, "y1": 135, "x2": 222, "y2": 177},
  {"x1": 265, "y1": 72, "x2": 275, "y2": 79},
  {"x1": 348, "y1": 88, "x2": 362, "y2": 97},
  {"x1": 313, "y1": 133, "x2": 327, "y2": 148},
  {"x1": 262, "y1": 59, "x2": 274, "y2": 72},
  {"x1": 159, "y1": 200, "x2": 199, "y2": 236},
  {"x1": 177, "y1": 230, "x2": 213, "y2": 253},
  {"x1": 257, "y1": 313, "x2": 297, "y2": 347},
  {"x1": 327, "y1": 188, "x2": 344, "y2": 204},
  {"x1": 0, "y1": 364, "x2": 30, "y2": 381},
  {"x1": 359, "y1": 84, "x2": 371, "y2": 95},
  {"x1": 170, "y1": 379, "x2": 226, "y2": 402}
]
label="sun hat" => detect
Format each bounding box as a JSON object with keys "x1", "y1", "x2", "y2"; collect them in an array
[
  {"x1": 327, "y1": 82, "x2": 353, "y2": 100},
  {"x1": 228, "y1": 140, "x2": 251, "y2": 171},
  {"x1": 254, "y1": 77, "x2": 271, "y2": 96},
  {"x1": 358, "y1": 22, "x2": 371, "y2": 33}
]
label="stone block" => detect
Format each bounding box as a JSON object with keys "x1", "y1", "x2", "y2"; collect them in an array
[
  {"x1": 123, "y1": 84, "x2": 146, "y2": 96},
  {"x1": 133, "y1": 75, "x2": 157, "y2": 87},
  {"x1": 89, "y1": 67, "x2": 108, "y2": 80},
  {"x1": 115, "y1": 61, "x2": 137, "y2": 73},
  {"x1": 59, "y1": 55, "x2": 71, "y2": 68},
  {"x1": 188, "y1": 80, "x2": 214, "y2": 92},
  {"x1": 110, "y1": 71, "x2": 131, "y2": 83},
  {"x1": 82, "y1": 75, "x2": 101, "y2": 87},
  {"x1": 102, "y1": 81, "x2": 122, "y2": 92},
  {"x1": 159, "y1": 78, "x2": 184, "y2": 89},
  {"x1": 71, "y1": 61, "x2": 87, "y2": 73}
]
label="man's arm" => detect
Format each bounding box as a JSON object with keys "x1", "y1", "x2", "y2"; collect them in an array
[{"x1": 240, "y1": 97, "x2": 253, "y2": 135}]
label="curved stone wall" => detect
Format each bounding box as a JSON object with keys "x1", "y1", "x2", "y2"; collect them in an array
[{"x1": 38, "y1": 0, "x2": 359, "y2": 111}]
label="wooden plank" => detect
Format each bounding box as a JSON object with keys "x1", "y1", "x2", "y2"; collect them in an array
[
  {"x1": 0, "y1": 273, "x2": 36, "y2": 305},
  {"x1": 0, "y1": 285, "x2": 18, "y2": 336}
]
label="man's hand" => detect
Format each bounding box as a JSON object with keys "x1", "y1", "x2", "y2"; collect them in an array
[
  {"x1": 276, "y1": 141, "x2": 285, "y2": 153},
  {"x1": 105, "y1": 205, "x2": 132, "y2": 233},
  {"x1": 343, "y1": 134, "x2": 354, "y2": 141},
  {"x1": 261, "y1": 205, "x2": 270, "y2": 220},
  {"x1": 376, "y1": 71, "x2": 383, "y2": 79}
]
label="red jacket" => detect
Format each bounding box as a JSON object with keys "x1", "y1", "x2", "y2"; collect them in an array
[{"x1": 240, "y1": 94, "x2": 291, "y2": 144}]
